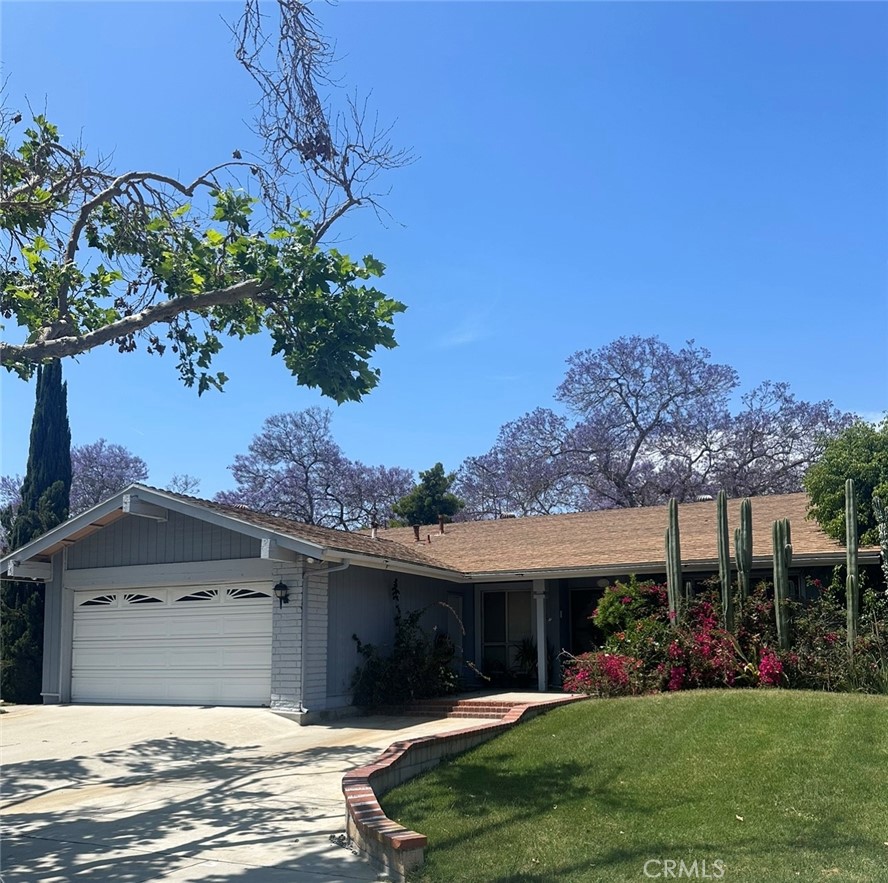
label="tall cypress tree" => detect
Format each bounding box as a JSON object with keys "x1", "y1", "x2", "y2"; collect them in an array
[{"x1": 1, "y1": 360, "x2": 72, "y2": 703}]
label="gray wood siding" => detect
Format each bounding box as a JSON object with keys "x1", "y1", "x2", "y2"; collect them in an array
[
  {"x1": 326, "y1": 565, "x2": 469, "y2": 706},
  {"x1": 67, "y1": 511, "x2": 261, "y2": 569},
  {"x1": 270, "y1": 560, "x2": 304, "y2": 712},
  {"x1": 304, "y1": 564, "x2": 329, "y2": 708}
]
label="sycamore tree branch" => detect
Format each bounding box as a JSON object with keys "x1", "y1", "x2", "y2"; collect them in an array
[
  {"x1": 1, "y1": 277, "x2": 275, "y2": 366},
  {"x1": 311, "y1": 190, "x2": 359, "y2": 245},
  {"x1": 53, "y1": 162, "x2": 257, "y2": 315},
  {"x1": 1, "y1": 0, "x2": 408, "y2": 402},
  {"x1": 0, "y1": 142, "x2": 92, "y2": 206}
]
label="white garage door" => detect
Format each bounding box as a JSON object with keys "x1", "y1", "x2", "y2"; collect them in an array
[{"x1": 72, "y1": 584, "x2": 273, "y2": 706}]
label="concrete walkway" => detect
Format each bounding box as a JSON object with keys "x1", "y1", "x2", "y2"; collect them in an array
[{"x1": 0, "y1": 705, "x2": 488, "y2": 882}]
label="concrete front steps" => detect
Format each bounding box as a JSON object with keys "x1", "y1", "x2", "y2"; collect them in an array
[{"x1": 379, "y1": 698, "x2": 524, "y2": 720}]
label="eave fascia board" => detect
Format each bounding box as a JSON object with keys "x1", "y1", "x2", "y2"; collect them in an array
[
  {"x1": 466, "y1": 566, "x2": 663, "y2": 584},
  {"x1": 261, "y1": 538, "x2": 301, "y2": 563},
  {"x1": 784, "y1": 550, "x2": 881, "y2": 566},
  {"x1": 122, "y1": 493, "x2": 169, "y2": 521},
  {"x1": 464, "y1": 551, "x2": 879, "y2": 584},
  {"x1": 467, "y1": 568, "x2": 701, "y2": 585},
  {"x1": 0, "y1": 492, "x2": 129, "y2": 573},
  {"x1": 6, "y1": 560, "x2": 53, "y2": 581},
  {"x1": 318, "y1": 549, "x2": 467, "y2": 583}
]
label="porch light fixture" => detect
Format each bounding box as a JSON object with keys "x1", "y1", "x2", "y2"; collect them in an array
[{"x1": 273, "y1": 581, "x2": 289, "y2": 608}]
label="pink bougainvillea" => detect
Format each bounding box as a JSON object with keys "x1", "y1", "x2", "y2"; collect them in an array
[
  {"x1": 758, "y1": 650, "x2": 784, "y2": 687},
  {"x1": 667, "y1": 666, "x2": 686, "y2": 691},
  {"x1": 562, "y1": 652, "x2": 646, "y2": 698}
]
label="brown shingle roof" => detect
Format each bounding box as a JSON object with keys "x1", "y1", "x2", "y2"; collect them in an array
[
  {"x1": 164, "y1": 491, "x2": 450, "y2": 571},
  {"x1": 7, "y1": 487, "x2": 871, "y2": 581},
  {"x1": 377, "y1": 493, "x2": 874, "y2": 576}
]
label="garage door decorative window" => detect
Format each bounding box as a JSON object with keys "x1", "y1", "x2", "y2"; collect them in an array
[
  {"x1": 123, "y1": 593, "x2": 163, "y2": 604},
  {"x1": 79, "y1": 594, "x2": 117, "y2": 607},
  {"x1": 176, "y1": 588, "x2": 219, "y2": 602},
  {"x1": 227, "y1": 587, "x2": 270, "y2": 601}
]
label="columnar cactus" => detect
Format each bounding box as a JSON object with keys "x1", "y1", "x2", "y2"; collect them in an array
[
  {"x1": 734, "y1": 497, "x2": 753, "y2": 601},
  {"x1": 771, "y1": 517, "x2": 793, "y2": 651},
  {"x1": 716, "y1": 490, "x2": 734, "y2": 632},
  {"x1": 665, "y1": 498, "x2": 682, "y2": 626},
  {"x1": 846, "y1": 478, "x2": 859, "y2": 651}
]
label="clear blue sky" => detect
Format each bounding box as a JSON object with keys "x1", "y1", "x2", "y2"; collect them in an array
[{"x1": 2, "y1": 1, "x2": 886, "y2": 497}]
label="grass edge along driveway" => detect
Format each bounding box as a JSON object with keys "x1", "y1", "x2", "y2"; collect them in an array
[{"x1": 382, "y1": 689, "x2": 888, "y2": 883}]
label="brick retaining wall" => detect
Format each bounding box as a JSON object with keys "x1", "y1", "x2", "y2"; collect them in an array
[{"x1": 341, "y1": 695, "x2": 583, "y2": 881}]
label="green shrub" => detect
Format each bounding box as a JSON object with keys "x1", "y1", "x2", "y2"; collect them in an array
[
  {"x1": 593, "y1": 576, "x2": 670, "y2": 637},
  {"x1": 351, "y1": 580, "x2": 458, "y2": 707},
  {"x1": 787, "y1": 571, "x2": 888, "y2": 694},
  {"x1": 568, "y1": 569, "x2": 888, "y2": 699},
  {"x1": 734, "y1": 581, "x2": 781, "y2": 670}
]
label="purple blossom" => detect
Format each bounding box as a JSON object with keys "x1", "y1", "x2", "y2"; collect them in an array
[
  {"x1": 69, "y1": 439, "x2": 149, "y2": 515},
  {"x1": 216, "y1": 408, "x2": 413, "y2": 529}
]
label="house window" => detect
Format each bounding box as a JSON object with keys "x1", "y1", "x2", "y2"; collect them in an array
[{"x1": 481, "y1": 589, "x2": 532, "y2": 673}]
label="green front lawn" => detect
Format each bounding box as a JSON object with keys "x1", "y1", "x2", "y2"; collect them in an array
[{"x1": 382, "y1": 691, "x2": 888, "y2": 882}]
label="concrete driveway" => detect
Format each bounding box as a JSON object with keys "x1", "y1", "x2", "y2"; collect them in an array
[{"x1": 0, "y1": 705, "x2": 475, "y2": 882}]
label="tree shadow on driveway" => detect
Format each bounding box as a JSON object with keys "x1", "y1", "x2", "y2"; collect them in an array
[{"x1": 1, "y1": 737, "x2": 386, "y2": 883}]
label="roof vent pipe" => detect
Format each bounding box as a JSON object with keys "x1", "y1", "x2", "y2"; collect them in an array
[
  {"x1": 413, "y1": 525, "x2": 420, "y2": 542},
  {"x1": 438, "y1": 515, "x2": 445, "y2": 535}
]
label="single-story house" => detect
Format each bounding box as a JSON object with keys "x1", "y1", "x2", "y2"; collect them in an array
[{"x1": 1, "y1": 485, "x2": 881, "y2": 719}]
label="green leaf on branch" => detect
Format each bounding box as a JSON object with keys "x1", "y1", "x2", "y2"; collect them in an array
[{"x1": 1, "y1": 111, "x2": 407, "y2": 404}]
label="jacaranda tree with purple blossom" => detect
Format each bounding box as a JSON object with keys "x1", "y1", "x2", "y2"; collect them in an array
[
  {"x1": 457, "y1": 336, "x2": 851, "y2": 516},
  {"x1": 456, "y1": 409, "x2": 589, "y2": 519},
  {"x1": 216, "y1": 407, "x2": 414, "y2": 530},
  {"x1": 69, "y1": 439, "x2": 149, "y2": 515},
  {"x1": 557, "y1": 336, "x2": 739, "y2": 507},
  {"x1": 713, "y1": 381, "x2": 851, "y2": 497},
  {"x1": 2, "y1": 438, "x2": 146, "y2": 550}
]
